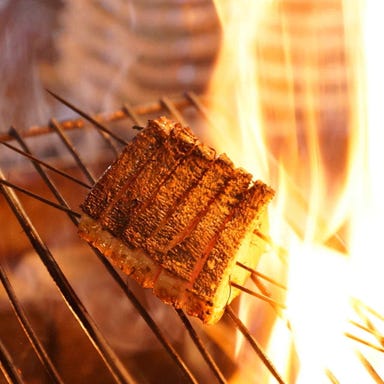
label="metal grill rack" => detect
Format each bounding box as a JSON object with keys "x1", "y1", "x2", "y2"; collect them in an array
[
  {"x1": 0, "y1": 92, "x2": 383, "y2": 384},
  {"x1": 0, "y1": 92, "x2": 288, "y2": 384}
]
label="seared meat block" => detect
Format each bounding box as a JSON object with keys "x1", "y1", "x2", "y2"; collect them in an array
[
  {"x1": 122, "y1": 144, "x2": 215, "y2": 248},
  {"x1": 78, "y1": 117, "x2": 274, "y2": 324}
]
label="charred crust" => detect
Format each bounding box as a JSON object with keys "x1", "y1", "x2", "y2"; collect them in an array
[{"x1": 79, "y1": 117, "x2": 274, "y2": 324}]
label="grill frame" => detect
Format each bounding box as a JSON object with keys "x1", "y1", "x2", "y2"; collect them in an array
[
  {"x1": 1, "y1": 92, "x2": 381, "y2": 383},
  {"x1": 0, "y1": 92, "x2": 286, "y2": 384}
]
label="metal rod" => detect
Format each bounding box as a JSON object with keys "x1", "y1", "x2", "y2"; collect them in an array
[
  {"x1": 0, "y1": 179, "x2": 81, "y2": 218},
  {"x1": 0, "y1": 168, "x2": 135, "y2": 384},
  {"x1": 325, "y1": 369, "x2": 340, "y2": 384},
  {"x1": 357, "y1": 352, "x2": 384, "y2": 384},
  {"x1": 46, "y1": 90, "x2": 128, "y2": 147},
  {"x1": 250, "y1": 274, "x2": 273, "y2": 306},
  {"x1": 9, "y1": 127, "x2": 80, "y2": 226},
  {"x1": 0, "y1": 263, "x2": 64, "y2": 383},
  {"x1": 349, "y1": 320, "x2": 384, "y2": 347},
  {"x1": 0, "y1": 96, "x2": 194, "y2": 143},
  {"x1": 49, "y1": 118, "x2": 96, "y2": 184},
  {"x1": 122, "y1": 103, "x2": 145, "y2": 127},
  {"x1": 236, "y1": 261, "x2": 287, "y2": 290},
  {"x1": 0, "y1": 339, "x2": 24, "y2": 384},
  {"x1": 230, "y1": 282, "x2": 286, "y2": 309},
  {"x1": 345, "y1": 333, "x2": 384, "y2": 353},
  {"x1": 225, "y1": 306, "x2": 286, "y2": 384},
  {"x1": 351, "y1": 301, "x2": 384, "y2": 348},
  {"x1": 175, "y1": 309, "x2": 227, "y2": 384},
  {"x1": 46, "y1": 94, "x2": 121, "y2": 157},
  {"x1": 184, "y1": 92, "x2": 213, "y2": 124},
  {"x1": 133, "y1": 96, "x2": 192, "y2": 118},
  {"x1": 349, "y1": 320, "x2": 373, "y2": 334},
  {"x1": 353, "y1": 298, "x2": 384, "y2": 322},
  {"x1": 90, "y1": 250, "x2": 199, "y2": 384},
  {"x1": 1, "y1": 140, "x2": 91, "y2": 189},
  {"x1": 160, "y1": 96, "x2": 188, "y2": 126}
]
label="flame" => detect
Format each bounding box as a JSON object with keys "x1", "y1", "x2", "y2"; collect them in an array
[{"x1": 208, "y1": 0, "x2": 384, "y2": 382}]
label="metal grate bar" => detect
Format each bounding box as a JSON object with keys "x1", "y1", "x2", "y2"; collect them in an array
[
  {"x1": 236, "y1": 261, "x2": 287, "y2": 291},
  {"x1": 122, "y1": 102, "x2": 145, "y2": 127},
  {"x1": 0, "y1": 95, "x2": 195, "y2": 144},
  {"x1": 0, "y1": 92, "x2": 288, "y2": 383},
  {"x1": 160, "y1": 97, "x2": 188, "y2": 127},
  {"x1": 0, "y1": 179, "x2": 81, "y2": 218},
  {"x1": 46, "y1": 92, "x2": 122, "y2": 157},
  {"x1": 0, "y1": 169, "x2": 135, "y2": 384},
  {"x1": 0, "y1": 263, "x2": 64, "y2": 383},
  {"x1": 1, "y1": 140, "x2": 91, "y2": 189},
  {"x1": 347, "y1": 299, "x2": 384, "y2": 354},
  {"x1": 225, "y1": 306, "x2": 286, "y2": 384},
  {"x1": 92, "y1": 258, "x2": 199, "y2": 384},
  {"x1": 9, "y1": 127, "x2": 80, "y2": 227},
  {"x1": 230, "y1": 281, "x2": 286, "y2": 309},
  {"x1": 184, "y1": 92, "x2": 213, "y2": 126},
  {"x1": 0, "y1": 338, "x2": 25, "y2": 384},
  {"x1": 175, "y1": 309, "x2": 227, "y2": 384},
  {"x1": 49, "y1": 118, "x2": 96, "y2": 185},
  {"x1": 46, "y1": 90, "x2": 128, "y2": 147},
  {"x1": 325, "y1": 369, "x2": 340, "y2": 384},
  {"x1": 357, "y1": 352, "x2": 384, "y2": 384}
]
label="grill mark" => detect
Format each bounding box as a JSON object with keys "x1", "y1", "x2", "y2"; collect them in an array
[
  {"x1": 81, "y1": 127, "x2": 161, "y2": 219},
  {"x1": 98, "y1": 126, "x2": 172, "y2": 235},
  {"x1": 161, "y1": 171, "x2": 252, "y2": 280},
  {"x1": 142, "y1": 164, "x2": 212, "y2": 241},
  {"x1": 120, "y1": 142, "x2": 197, "y2": 244},
  {"x1": 191, "y1": 182, "x2": 275, "y2": 298},
  {"x1": 121, "y1": 129, "x2": 216, "y2": 249},
  {"x1": 164, "y1": 184, "x2": 226, "y2": 252},
  {"x1": 188, "y1": 205, "x2": 238, "y2": 287},
  {"x1": 144, "y1": 155, "x2": 234, "y2": 265},
  {"x1": 97, "y1": 152, "x2": 158, "y2": 235}
]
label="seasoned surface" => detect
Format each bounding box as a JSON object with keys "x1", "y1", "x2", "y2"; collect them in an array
[{"x1": 79, "y1": 117, "x2": 274, "y2": 323}]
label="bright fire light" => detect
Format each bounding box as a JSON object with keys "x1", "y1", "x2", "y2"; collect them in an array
[{"x1": 208, "y1": 0, "x2": 384, "y2": 382}]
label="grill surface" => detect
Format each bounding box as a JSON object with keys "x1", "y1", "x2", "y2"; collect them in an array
[
  {"x1": 0, "y1": 93, "x2": 382, "y2": 383},
  {"x1": 0, "y1": 93, "x2": 287, "y2": 384}
]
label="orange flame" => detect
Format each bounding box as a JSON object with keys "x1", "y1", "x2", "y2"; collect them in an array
[{"x1": 208, "y1": 0, "x2": 384, "y2": 382}]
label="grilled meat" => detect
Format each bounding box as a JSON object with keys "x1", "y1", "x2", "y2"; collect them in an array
[{"x1": 78, "y1": 117, "x2": 274, "y2": 324}]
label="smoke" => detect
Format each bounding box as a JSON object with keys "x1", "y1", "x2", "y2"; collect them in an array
[
  {"x1": 0, "y1": 1, "x2": 63, "y2": 132},
  {"x1": 54, "y1": 0, "x2": 136, "y2": 114}
]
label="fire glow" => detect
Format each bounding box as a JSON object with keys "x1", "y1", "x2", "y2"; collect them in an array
[{"x1": 207, "y1": 0, "x2": 384, "y2": 382}]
